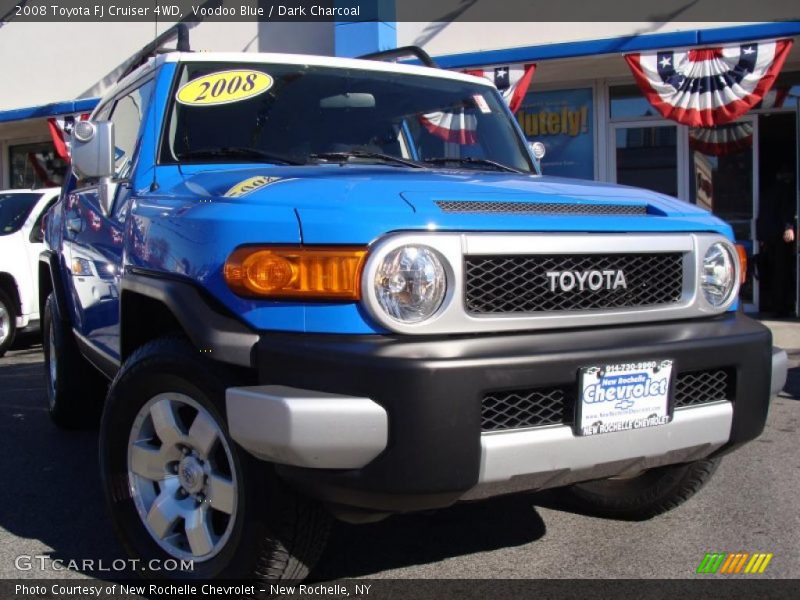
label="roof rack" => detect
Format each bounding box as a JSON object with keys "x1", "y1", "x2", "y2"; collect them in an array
[
  {"x1": 116, "y1": 23, "x2": 191, "y2": 83},
  {"x1": 359, "y1": 46, "x2": 439, "y2": 68}
]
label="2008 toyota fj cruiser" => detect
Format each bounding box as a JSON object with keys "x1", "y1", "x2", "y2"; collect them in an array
[{"x1": 40, "y1": 28, "x2": 787, "y2": 582}]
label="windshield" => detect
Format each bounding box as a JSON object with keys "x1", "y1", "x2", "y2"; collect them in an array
[
  {"x1": 161, "y1": 62, "x2": 533, "y2": 172},
  {"x1": 0, "y1": 193, "x2": 40, "y2": 235}
]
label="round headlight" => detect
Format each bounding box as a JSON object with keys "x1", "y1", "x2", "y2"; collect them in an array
[
  {"x1": 374, "y1": 245, "x2": 447, "y2": 323},
  {"x1": 702, "y1": 242, "x2": 736, "y2": 307}
]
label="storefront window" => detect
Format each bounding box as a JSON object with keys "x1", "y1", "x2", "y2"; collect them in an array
[
  {"x1": 610, "y1": 85, "x2": 660, "y2": 120},
  {"x1": 615, "y1": 125, "x2": 678, "y2": 197},
  {"x1": 8, "y1": 142, "x2": 66, "y2": 189},
  {"x1": 688, "y1": 120, "x2": 756, "y2": 305},
  {"x1": 516, "y1": 88, "x2": 594, "y2": 179},
  {"x1": 688, "y1": 126, "x2": 754, "y2": 240}
]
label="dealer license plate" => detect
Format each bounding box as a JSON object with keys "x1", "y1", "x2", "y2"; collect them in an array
[{"x1": 577, "y1": 360, "x2": 673, "y2": 436}]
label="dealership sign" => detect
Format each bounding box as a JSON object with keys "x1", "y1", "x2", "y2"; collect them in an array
[{"x1": 515, "y1": 88, "x2": 595, "y2": 180}]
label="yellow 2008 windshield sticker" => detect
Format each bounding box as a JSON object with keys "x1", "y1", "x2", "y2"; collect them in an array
[{"x1": 176, "y1": 70, "x2": 273, "y2": 106}]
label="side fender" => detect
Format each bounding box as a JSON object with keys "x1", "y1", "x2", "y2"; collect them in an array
[{"x1": 120, "y1": 271, "x2": 259, "y2": 367}]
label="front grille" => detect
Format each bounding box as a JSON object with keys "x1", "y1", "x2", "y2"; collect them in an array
[
  {"x1": 482, "y1": 386, "x2": 574, "y2": 431},
  {"x1": 436, "y1": 200, "x2": 648, "y2": 216},
  {"x1": 465, "y1": 253, "x2": 683, "y2": 314},
  {"x1": 481, "y1": 368, "x2": 733, "y2": 432},
  {"x1": 675, "y1": 369, "x2": 734, "y2": 407}
]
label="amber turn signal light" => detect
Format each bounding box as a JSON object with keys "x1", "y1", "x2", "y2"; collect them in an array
[
  {"x1": 224, "y1": 246, "x2": 367, "y2": 300},
  {"x1": 734, "y1": 244, "x2": 748, "y2": 285}
]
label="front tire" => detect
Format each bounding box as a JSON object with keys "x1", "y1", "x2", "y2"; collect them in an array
[
  {"x1": 99, "y1": 337, "x2": 331, "y2": 581},
  {"x1": 0, "y1": 289, "x2": 17, "y2": 357},
  {"x1": 556, "y1": 458, "x2": 721, "y2": 521}
]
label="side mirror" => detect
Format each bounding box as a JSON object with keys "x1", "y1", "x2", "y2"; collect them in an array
[
  {"x1": 528, "y1": 141, "x2": 546, "y2": 160},
  {"x1": 527, "y1": 141, "x2": 546, "y2": 176},
  {"x1": 71, "y1": 121, "x2": 115, "y2": 179}
]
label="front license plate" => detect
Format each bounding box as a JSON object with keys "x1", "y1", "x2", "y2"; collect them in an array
[{"x1": 578, "y1": 360, "x2": 673, "y2": 436}]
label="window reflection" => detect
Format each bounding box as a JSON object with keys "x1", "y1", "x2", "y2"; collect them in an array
[
  {"x1": 610, "y1": 85, "x2": 660, "y2": 120},
  {"x1": 688, "y1": 124, "x2": 753, "y2": 238},
  {"x1": 615, "y1": 125, "x2": 677, "y2": 196}
]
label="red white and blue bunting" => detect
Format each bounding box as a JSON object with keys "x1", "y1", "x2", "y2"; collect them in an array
[
  {"x1": 689, "y1": 122, "x2": 753, "y2": 157},
  {"x1": 419, "y1": 110, "x2": 478, "y2": 145},
  {"x1": 463, "y1": 63, "x2": 536, "y2": 113},
  {"x1": 47, "y1": 113, "x2": 89, "y2": 161},
  {"x1": 419, "y1": 63, "x2": 536, "y2": 145},
  {"x1": 625, "y1": 39, "x2": 793, "y2": 127}
]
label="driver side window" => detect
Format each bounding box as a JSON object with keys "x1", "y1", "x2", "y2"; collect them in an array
[{"x1": 108, "y1": 81, "x2": 153, "y2": 179}]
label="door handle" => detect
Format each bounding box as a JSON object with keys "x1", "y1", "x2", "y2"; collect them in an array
[{"x1": 66, "y1": 217, "x2": 82, "y2": 234}]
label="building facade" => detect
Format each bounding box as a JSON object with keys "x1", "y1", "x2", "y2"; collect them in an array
[
  {"x1": 0, "y1": 19, "x2": 797, "y2": 314},
  {"x1": 398, "y1": 22, "x2": 800, "y2": 314}
]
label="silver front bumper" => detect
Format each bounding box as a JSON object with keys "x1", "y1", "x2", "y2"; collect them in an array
[
  {"x1": 228, "y1": 345, "x2": 784, "y2": 496},
  {"x1": 226, "y1": 385, "x2": 388, "y2": 469},
  {"x1": 465, "y1": 346, "x2": 786, "y2": 499},
  {"x1": 462, "y1": 402, "x2": 731, "y2": 500},
  {"x1": 227, "y1": 384, "x2": 733, "y2": 487}
]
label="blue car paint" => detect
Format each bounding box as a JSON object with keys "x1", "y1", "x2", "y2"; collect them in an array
[
  {"x1": 123, "y1": 164, "x2": 735, "y2": 336},
  {"x1": 49, "y1": 60, "x2": 739, "y2": 354}
]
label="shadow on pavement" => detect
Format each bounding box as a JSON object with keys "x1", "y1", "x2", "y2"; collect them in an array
[
  {"x1": 0, "y1": 357, "x2": 128, "y2": 580},
  {"x1": 1, "y1": 353, "x2": 548, "y2": 581},
  {"x1": 311, "y1": 494, "x2": 547, "y2": 580}
]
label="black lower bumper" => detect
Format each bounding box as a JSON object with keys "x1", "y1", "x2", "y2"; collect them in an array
[{"x1": 256, "y1": 313, "x2": 772, "y2": 512}]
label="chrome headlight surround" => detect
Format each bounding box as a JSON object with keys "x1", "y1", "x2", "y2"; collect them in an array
[
  {"x1": 362, "y1": 235, "x2": 458, "y2": 330},
  {"x1": 362, "y1": 232, "x2": 738, "y2": 335},
  {"x1": 700, "y1": 240, "x2": 740, "y2": 309}
]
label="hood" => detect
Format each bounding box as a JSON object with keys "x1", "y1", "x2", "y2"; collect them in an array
[{"x1": 164, "y1": 164, "x2": 732, "y2": 244}]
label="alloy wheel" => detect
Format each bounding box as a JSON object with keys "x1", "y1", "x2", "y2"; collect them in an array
[{"x1": 127, "y1": 393, "x2": 238, "y2": 561}]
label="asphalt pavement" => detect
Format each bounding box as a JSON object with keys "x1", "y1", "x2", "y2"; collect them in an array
[{"x1": 0, "y1": 321, "x2": 797, "y2": 582}]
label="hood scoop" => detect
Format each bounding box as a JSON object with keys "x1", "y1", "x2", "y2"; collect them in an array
[{"x1": 435, "y1": 200, "x2": 653, "y2": 216}]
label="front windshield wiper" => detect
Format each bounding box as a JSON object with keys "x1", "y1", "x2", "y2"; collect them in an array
[
  {"x1": 421, "y1": 157, "x2": 525, "y2": 174},
  {"x1": 176, "y1": 146, "x2": 303, "y2": 165},
  {"x1": 308, "y1": 151, "x2": 423, "y2": 169}
]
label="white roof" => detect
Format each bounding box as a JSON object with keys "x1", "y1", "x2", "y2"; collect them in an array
[
  {"x1": 112, "y1": 51, "x2": 492, "y2": 96},
  {"x1": 170, "y1": 52, "x2": 490, "y2": 86}
]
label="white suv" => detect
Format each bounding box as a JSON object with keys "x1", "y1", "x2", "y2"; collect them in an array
[{"x1": 0, "y1": 188, "x2": 60, "y2": 356}]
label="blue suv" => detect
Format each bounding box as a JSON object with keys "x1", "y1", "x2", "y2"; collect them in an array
[{"x1": 39, "y1": 30, "x2": 786, "y2": 582}]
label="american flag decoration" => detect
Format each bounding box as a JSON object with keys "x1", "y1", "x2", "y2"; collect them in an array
[
  {"x1": 464, "y1": 63, "x2": 536, "y2": 113},
  {"x1": 689, "y1": 122, "x2": 753, "y2": 157},
  {"x1": 419, "y1": 63, "x2": 536, "y2": 145},
  {"x1": 47, "y1": 113, "x2": 89, "y2": 161},
  {"x1": 625, "y1": 39, "x2": 792, "y2": 127}
]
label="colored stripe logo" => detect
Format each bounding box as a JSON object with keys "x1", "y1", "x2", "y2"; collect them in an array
[{"x1": 696, "y1": 552, "x2": 773, "y2": 574}]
